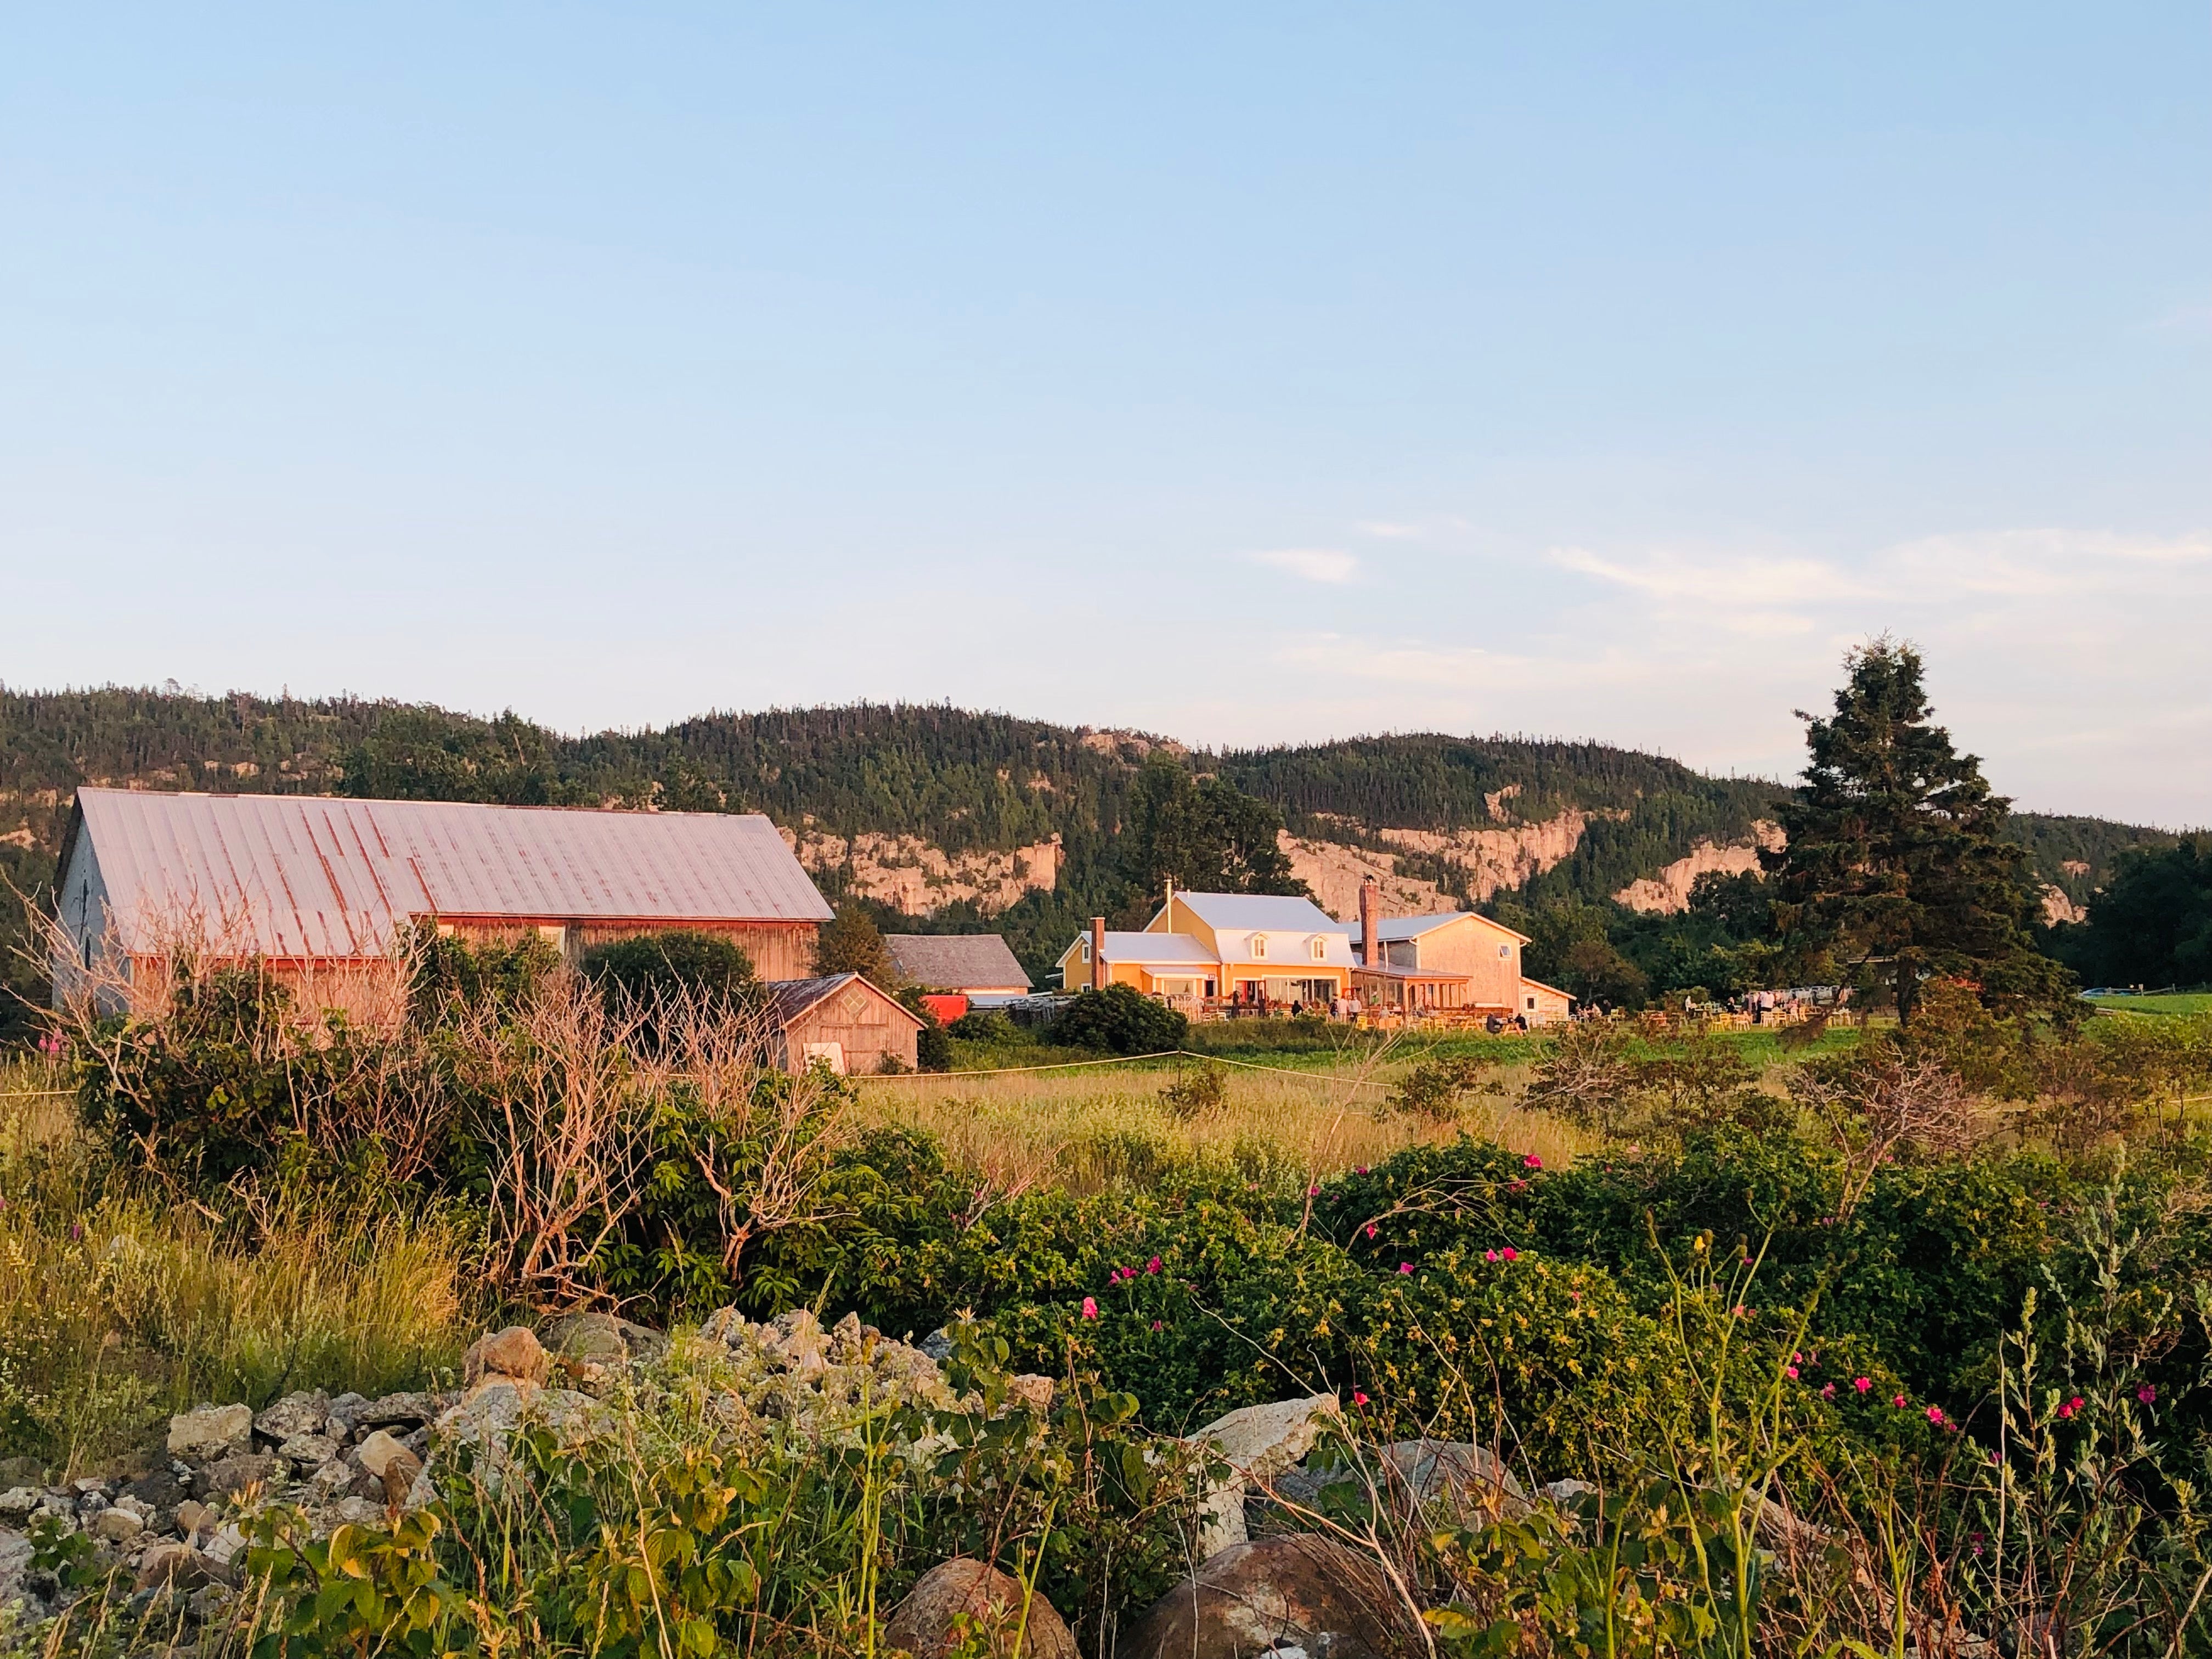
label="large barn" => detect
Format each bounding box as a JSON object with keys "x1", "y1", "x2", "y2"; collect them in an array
[{"x1": 53, "y1": 788, "x2": 835, "y2": 1018}]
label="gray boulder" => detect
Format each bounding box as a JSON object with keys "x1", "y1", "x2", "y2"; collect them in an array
[
  {"x1": 882, "y1": 1558, "x2": 1076, "y2": 1658},
  {"x1": 191, "y1": 1452, "x2": 281, "y2": 1503},
  {"x1": 356, "y1": 1391, "x2": 437, "y2": 1430},
  {"x1": 1118, "y1": 1534, "x2": 1424, "y2": 1659},
  {"x1": 168, "y1": 1404, "x2": 253, "y2": 1462}
]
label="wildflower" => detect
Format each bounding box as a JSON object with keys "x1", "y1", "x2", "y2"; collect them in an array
[
  {"x1": 70, "y1": 1222, "x2": 83, "y2": 1242},
  {"x1": 1523, "y1": 1154, "x2": 1542, "y2": 1169},
  {"x1": 1926, "y1": 1406, "x2": 1944, "y2": 1425},
  {"x1": 1151, "y1": 1320, "x2": 1163, "y2": 1331},
  {"x1": 1355, "y1": 1166, "x2": 1368, "y2": 1175},
  {"x1": 1893, "y1": 1395, "x2": 1908, "y2": 1409},
  {"x1": 1786, "y1": 1366, "x2": 1799, "y2": 1380},
  {"x1": 1308, "y1": 1184, "x2": 1321, "y2": 1197},
  {"x1": 1500, "y1": 1246, "x2": 1519, "y2": 1262},
  {"x1": 1821, "y1": 1383, "x2": 1836, "y2": 1400},
  {"x1": 1364, "y1": 1225, "x2": 1378, "y2": 1240},
  {"x1": 1147, "y1": 1255, "x2": 1161, "y2": 1274},
  {"x1": 1353, "y1": 1391, "x2": 1370, "y2": 1407},
  {"x1": 1081, "y1": 1297, "x2": 1098, "y2": 1320},
  {"x1": 1730, "y1": 1304, "x2": 1750, "y2": 1318},
  {"x1": 1484, "y1": 1250, "x2": 1500, "y2": 1263},
  {"x1": 1398, "y1": 1262, "x2": 1414, "y2": 1275},
  {"x1": 1853, "y1": 1377, "x2": 1872, "y2": 1393},
  {"x1": 2139, "y1": 1384, "x2": 2158, "y2": 1405},
  {"x1": 2058, "y1": 1395, "x2": 2083, "y2": 1420}
]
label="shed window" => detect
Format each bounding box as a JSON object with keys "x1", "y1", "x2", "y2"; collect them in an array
[
  {"x1": 1525, "y1": 996, "x2": 1537, "y2": 1011},
  {"x1": 1498, "y1": 944, "x2": 1510, "y2": 958}
]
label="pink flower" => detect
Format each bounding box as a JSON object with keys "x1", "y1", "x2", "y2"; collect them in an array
[
  {"x1": 1821, "y1": 1383, "x2": 1836, "y2": 1400},
  {"x1": 1364, "y1": 1225, "x2": 1378, "y2": 1240},
  {"x1": 2058, "y1": 1395, "x2": 2083, "y2": 1420},
  {"x1": 1484, "y1": 1250, "x2": 1500, "y2": 1263},
  {"x1": 1081, "y1": 1297, "x2": 1098, "y2": 1320},
  {"x1": 1926, "y1": 1406, "x2": 1944, "y2": 1425},
  {"x1": 1353, "y1": 1391, "x2": 1370, "y2": 1407},
  {"x1": 1308, "y1": 1184, "x2": 1321, "y2": 1197},
  {"x1": 2139, "y1": 1385, "x2": 2158, "y2": 1405},
  {"x1": 1398, "y1": 1262, "x2": 1414, "y2": 1275},
  {"x1": 1853, "y1": 1377, "x2": 1872, "y2": 1393},
  {"x1": 1893, "y1": 1395, "x2": 1908, "y2": 1409},
  {"x1": 1355, "y1": 1166, "x2": 1368, "y2": 1175},
  {"x1": 1523, "y1": 1154, "x2": 1542, "y2": 1169},
  {"x1": 1785, "y1": 1366, "x2": 1799, "y2": 1380},
  {"x1": 1152, "y1": 1320, "x2": 1163, "y2": 1331},
  {"x1": 1731, "y1": 1304, "x2": 1750, "y2": 1318},
  {"x1": 1501, "y1": 1247, "x2": 1519, "y2": 1262},
  {"x1": 1147, "y1": 1255, "x2": 1162, "y2": 1274}
]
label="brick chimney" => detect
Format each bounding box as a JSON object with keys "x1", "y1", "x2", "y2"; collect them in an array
[
  {"x1": 1091, "y1": 916, "x2": 1108, "y2": 990},
  {"x1": 1359, "y1": 878, "x2": 1379, "y2": 968}
]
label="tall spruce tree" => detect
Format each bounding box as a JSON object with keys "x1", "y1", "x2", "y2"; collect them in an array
[{"x1": 1766, "y1": 640, "x2": 2074, "y2": 1023}]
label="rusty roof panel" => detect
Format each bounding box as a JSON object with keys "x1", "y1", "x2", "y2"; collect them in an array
[{"x1": 74, "y1": 789, "x2": 832, "y2": 960}]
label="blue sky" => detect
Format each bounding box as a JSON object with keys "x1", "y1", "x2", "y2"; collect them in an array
[{"x1": 5, "y1": 5, "x2": 2207, "y2": 822}]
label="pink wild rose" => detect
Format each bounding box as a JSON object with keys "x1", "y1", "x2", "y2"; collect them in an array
[
  {"x1": 1398, "y1": 1262, "x2": 1414, "y2": 1275},
  {"x1": 1081, "y1": 1297, "x2": 1098, "y2": 1320}
]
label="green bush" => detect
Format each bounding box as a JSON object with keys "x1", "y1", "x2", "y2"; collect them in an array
[
  {"x1": 583, "y1": 928, "x2": 763, "y2": 1013},
  {"x1": 1049, "y1": 984, "x2": 1188, "y2": 1055}
]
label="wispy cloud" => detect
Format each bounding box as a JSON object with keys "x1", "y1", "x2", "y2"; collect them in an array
[{"x1": 1248, "y1": 547, "x2": 1361, "y2": 584}]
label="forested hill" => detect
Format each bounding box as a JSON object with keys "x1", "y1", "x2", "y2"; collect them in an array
[{"x1": 0, "y1": 686, "x2": 2172, "y2": 1002}]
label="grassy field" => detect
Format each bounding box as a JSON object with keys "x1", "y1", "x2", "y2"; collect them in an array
[
  {"x1": 2087, "y1": 990, "x2": 2212, "y2": 1017},
  {"x1": 860, "y1": 1022, "x2": 1867, "y2": 1197}
]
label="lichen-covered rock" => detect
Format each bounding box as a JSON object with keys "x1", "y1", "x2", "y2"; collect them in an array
[
  {"x1": 464, "y1": 1327, "x2": 552, "y2": 1390},
  {"x1": 276, "y1": 1434, "x2": 340, "y2": 1470},
  {"x1": 356, "y1": 1391, "x2": 438, "y2": 1430},
  {"x1": 253, "y1": 1391, "x2": 330, "y2": 1443},
  {"x1": 691, "y1": 1308, "x2": 958, "y2": 1445},
  {"x1": 543, "y1": 1311, "x2": 669, "y2": 1365},
  {"x1": 882, "y1": 1558, "x2": 1077, "y2": 1659},
  {"x1": 353, "y1": 1431, "x2": 414, "y2": 1481},
  {"x1": 1119, "y1": 1535, "x2": 1424, "y2": 1659},
  {"x1": 91, "y1": 1507, "x2": 143, "y2": 1543},
  {"x1": 168, "y1": 1404, "x2": 254, "y2": 1462}
]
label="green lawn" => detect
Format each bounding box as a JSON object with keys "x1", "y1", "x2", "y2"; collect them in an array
[{"x1": 2087, "y1": 991, "x2": 2212, "y2": 1018}]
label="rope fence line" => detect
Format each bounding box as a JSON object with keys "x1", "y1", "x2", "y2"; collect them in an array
[{"x1": 856, "y1": 1048, "x2": 1395, "y2": 1090}]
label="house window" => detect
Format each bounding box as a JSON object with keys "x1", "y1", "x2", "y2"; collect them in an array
[
  {"x1": 1079, "y1": 939, "x2": 1091, "y2": 960},
  {"x1": 1497, "y1": 944, "x2": 1510, "y2": 959},
  {"x1": 1251, "y1": 935, "x2": 1267, "y2": 959},
  {"x1": 1310, "y1": 936, "x2": 1327, "y2": 960},
  {"x1": 1525, "y1": 996, "x2": 1536, "y2": 1011}
]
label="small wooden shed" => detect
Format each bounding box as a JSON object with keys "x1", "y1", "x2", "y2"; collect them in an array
[{"x1": 764, "y1": 973, "x2": 924, "y2": 1075}]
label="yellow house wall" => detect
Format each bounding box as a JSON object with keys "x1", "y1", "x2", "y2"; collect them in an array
[{"x1": 1400, "y1": 916, "x2": 1524, "y2": 1008}]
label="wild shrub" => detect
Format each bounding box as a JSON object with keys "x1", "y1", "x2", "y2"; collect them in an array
[
  {"x1": 583, "y1": 927, "x2": 764, "y2": 1015},
  {"x1": 1159, "y1": 1060, "x2": 1228, "y2": 1119},
  {"x1": 1386, "y1": 1054, "x2": 1500, "y2": 1122}
]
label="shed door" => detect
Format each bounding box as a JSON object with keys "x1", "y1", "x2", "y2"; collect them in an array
[{"x1": 803, "y1": 1041, "x2": 847, "y2": 1075}]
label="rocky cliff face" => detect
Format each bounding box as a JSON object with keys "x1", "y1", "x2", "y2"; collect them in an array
[
  {"x1": 781, "y1": 826, "x2": 1062, "y2": 915},
  {"x1": 1611, "y1": 822, "x2": 1786, "y2": 914}
]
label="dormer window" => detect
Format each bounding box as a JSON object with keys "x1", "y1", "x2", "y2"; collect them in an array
[
  {"x1": 1080, "y1": 939, "x2": 1092, "y2": 961},
  {"x1": 1310, "y1": 936, "x2": 1327, "y2": 960},
  {"x1": 1251, "y1": 934, "x2": 1267, "y2": 960}
]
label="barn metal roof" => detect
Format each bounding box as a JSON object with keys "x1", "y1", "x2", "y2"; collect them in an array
[{"x1": 67, "y1": 788, "x2": 832, "y2": 960}]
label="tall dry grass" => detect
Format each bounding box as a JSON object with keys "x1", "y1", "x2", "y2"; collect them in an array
[
  {"x1": 0, "y1": 1073, "x2": 478, "y2": 1477},
  {"x1": 854, "y1": 1052, "x2": 1593, "y2": 1198}
]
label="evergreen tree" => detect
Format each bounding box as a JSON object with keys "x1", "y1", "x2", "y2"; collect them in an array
[
  {"x1": 1120, "y1": 753, "x2": 1307, "y2": 897},
  {"x1": 1766, "y1": 640, "x2": 2074, "y2": 1023}
]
